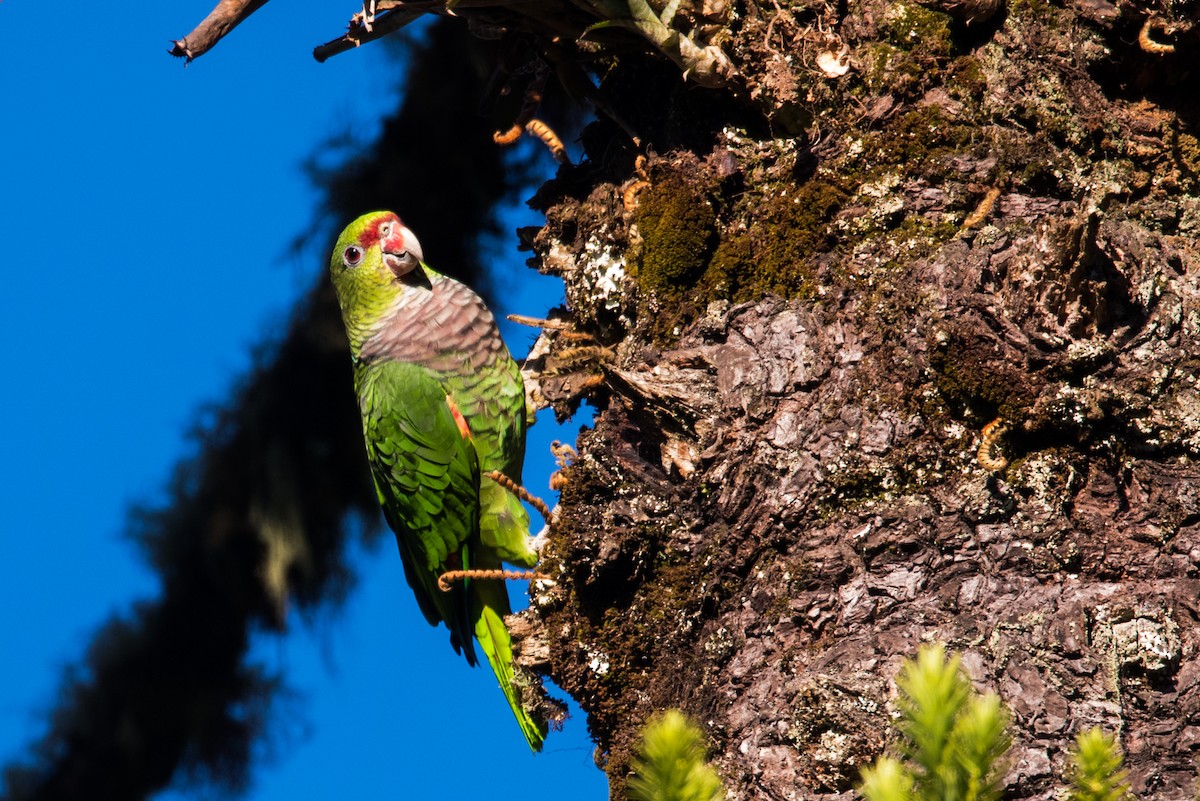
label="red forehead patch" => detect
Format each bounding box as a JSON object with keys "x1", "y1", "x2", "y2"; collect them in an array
[{"x1": 356, "y1": 211, "x2": 402, "y2": 249}]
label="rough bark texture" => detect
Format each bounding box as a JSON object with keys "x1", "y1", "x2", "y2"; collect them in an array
[
  {"x1": 53, "y1": 0, "x2": 1200, "y2": 797},
  {"x1": 505, "y1": 0, "x2": 1200, "y2": 797}
]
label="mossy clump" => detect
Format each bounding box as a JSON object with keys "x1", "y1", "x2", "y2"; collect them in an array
[
  {"x1": 885, "y1": 214, "x2": 960, "y2": 260},
  {"x1": 864, "y1": 105, "x2": 977, "y2": 177},
  {"x1": 880, "y1": 2, "x2": 955, "y2": 57},
  {"x1": 928, "y1": 333, "x2": 1034, "y2": 422},
  {"x1": 1175, "y1": 130, "x2": 1200, "y2": 177},
  {"x1": 700, "y1": 180, "x2": 847, "y2": 302},
  {"x1": 945, "y1": 55, "x2": 987, "y2": 102},
  {"x1": 633, "y1": 175, "x2": 718, "y2": 298},
  {"x1": 851, "y1": 2, "x2": 956, "y2": 96},
  {"x1": 1006, "y1": 0, "x2": 1054, "y2": 23},
  {"x1": 632, "y1": 176, "x2": 845, "y2": 339},
  {"x1": 858, "y1": 42, "x2": 908, "y2": 94}
]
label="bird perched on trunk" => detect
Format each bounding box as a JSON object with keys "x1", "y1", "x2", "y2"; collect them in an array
[{"x1": 328, "y1": 210, "x2": 546, "y2": 750}]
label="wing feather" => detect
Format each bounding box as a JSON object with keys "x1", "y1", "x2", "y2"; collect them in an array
[{"x1": 360, "y1": 360, "x2": 481, "y2": 662}]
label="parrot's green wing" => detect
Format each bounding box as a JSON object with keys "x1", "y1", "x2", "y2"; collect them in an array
[
  {"x1": 360, "y1": 360, "x2": 481, "y2": 659},
  {"x1": 359, "y1": 358, "x2": 546, "y2": 749},
  {"x1": 429, "y1": 277, "x2": 539, "y2": 567}
]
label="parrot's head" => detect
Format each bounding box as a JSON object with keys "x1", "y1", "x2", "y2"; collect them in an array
[{"x1": 329, "y1": 211, "x2": 427, "y2": 352}]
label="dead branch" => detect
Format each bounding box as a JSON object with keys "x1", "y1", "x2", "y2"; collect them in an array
[
  {"x1": 170, "y1": 0, "x2": 272, "y2": 62},
  {"x1": 314, "y1": 4, "x2": 429, "y2": 62}
]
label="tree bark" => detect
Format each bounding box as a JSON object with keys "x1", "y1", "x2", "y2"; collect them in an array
[
  {"x1": 508, "y1": 2, "x2": 1200, "y2": 798},
  {"x1": 20, "y1": 1, "x2": 1200, "y2": 797}
]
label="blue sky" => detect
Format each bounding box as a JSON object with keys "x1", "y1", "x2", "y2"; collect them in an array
[{"x1": 0, "y1": 3, "x2": 605, "y2": 798}]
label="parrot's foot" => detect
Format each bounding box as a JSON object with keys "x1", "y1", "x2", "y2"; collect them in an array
[
  {"x1": 539, "y1": 338, "x2": 615, "y2": 378},
  {"x1": 510, "y1": 314, "x2": 614, "y2": 415},
  {"x1": 509, "y1": 316, "x2": 615, "y2": 386},
  {"x1": 486, "y1": 470, "x2": 555, "y2": 528},
  {"x1": 437, "y1": 568, "x2": 554, "y2": 593}
]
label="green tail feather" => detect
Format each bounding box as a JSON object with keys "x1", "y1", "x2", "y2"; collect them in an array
[{"x1": 472, "y1": 579, "x2": 547, "y2": 751}]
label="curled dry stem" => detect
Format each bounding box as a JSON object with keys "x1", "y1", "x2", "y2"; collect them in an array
[
  {"x1": 1139, "y1": 17, "x2": 1177, "y2": 54},
  {"x1": 977, "y1": 417, "x2": 1011, "y2": 472},
  {"x1": 438, "y1": 568, "x2": 553, "y2": 592},
  {"x1": 486, "y1": 470, "x2": 555, "y2": 526},
  {"x1": 961, "y1": 187, "x2": 1001, "y2": 231},
  {"x1": 526, "y1": 119, "x2": 569, "y2": 163}
]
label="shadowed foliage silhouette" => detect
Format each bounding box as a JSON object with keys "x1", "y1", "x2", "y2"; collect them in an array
[{"x1": 0, "y1": 18, "x2": 554, "y2": 801}]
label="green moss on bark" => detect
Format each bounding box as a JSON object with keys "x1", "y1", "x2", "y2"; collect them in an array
[
  {"x1": 633, "y1": 176, "x2": 718, "y2": 297},
  {"x1": 702, "y1": 181, "x2": 847, "y2": 301},
  {"x1": 928, "y1": 334, "x2": 1035, "y2": 422}
]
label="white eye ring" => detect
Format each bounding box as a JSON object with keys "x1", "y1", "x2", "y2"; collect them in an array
[{"x1": 343, "y1": 245, "x2": 364, "y2": 267}]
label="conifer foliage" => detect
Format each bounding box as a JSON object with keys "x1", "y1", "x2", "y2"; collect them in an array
[
  {"x1": 1067, "y1": 729, "x2": 1132, "y2": 801},
  {"x1": 859, "y1": 647, "x2": 1138, "y2": 801},
  {"x1": 628, "y1": 710, "x2": 725, "y2": 801},
  {"x1": 859, "y1": 645, "x2": 1009, "y2": 801}
]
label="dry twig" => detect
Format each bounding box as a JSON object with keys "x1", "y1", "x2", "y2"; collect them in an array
[
  {"x1": 171, "y1": 0, "x2": 272, "y2": 62},
  {"x1": 314, "y1": 2, "x2": 426, "y2": 62}
]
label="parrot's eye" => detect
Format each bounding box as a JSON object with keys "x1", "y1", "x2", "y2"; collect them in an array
[{"x1": 343, "y1": 246, "x2": 363, "y2": 267}]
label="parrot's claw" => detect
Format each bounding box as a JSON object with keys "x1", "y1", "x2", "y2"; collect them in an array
[
  {"x1": 508, "y1": 315, "x2": 615, "y2": 369},
  {"x1": 529, "y1": 326, "x2": 615, "y2": 391}
]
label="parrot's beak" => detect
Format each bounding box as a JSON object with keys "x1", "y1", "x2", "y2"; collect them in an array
[
  {"x1": 381, "y1": 220, "x2": 424, "y2": 279},
  {"x1": 383, "y1": 249, "x2": 420, "y2": 278}
]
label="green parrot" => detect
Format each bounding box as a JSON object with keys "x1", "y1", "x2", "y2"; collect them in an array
[{"x1": 328, "y1": 210, "x2": 545, "y2": 750}]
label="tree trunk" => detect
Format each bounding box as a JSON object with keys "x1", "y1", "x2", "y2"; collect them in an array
[
  {"x1": 509, "y1": 3, "x2": 1200, "y2": 798},
  {"x1": 19, "y1": 2, "x2": 1199, "y2": 797}
]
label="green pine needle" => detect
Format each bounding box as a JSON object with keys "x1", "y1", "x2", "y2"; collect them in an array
[
  {"x1": 896, "y1": 644, "x2": 970, "y2": 772},
  {"x1": 859, "y1": 644, "x2": 1010, "y2": 801},
  {"x1": 1067, "y1": 728, "x2": 1131, "y2": 801},
  {"x1": 860, "y1": 756, "x2": 916, "y2": 801},
  {"x1": 628, "y1": 710, "x2": 725, "y2": 801},
  {"x1": 947, "y1": 692, "x2": 1010, "y2": 801}
]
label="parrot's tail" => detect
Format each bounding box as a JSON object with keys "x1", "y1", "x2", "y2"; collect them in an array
[{"x1": 472, "y1": 579, "x2": 547, "y2": 751}]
